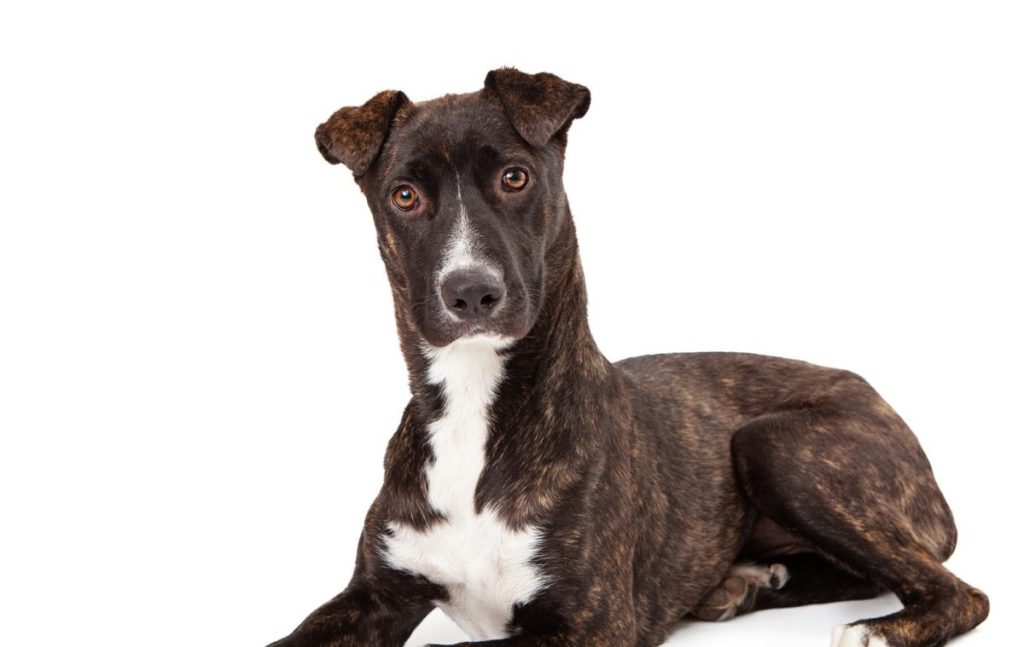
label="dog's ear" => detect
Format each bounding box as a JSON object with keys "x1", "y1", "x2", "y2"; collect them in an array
[
  {"x1": 485, "y1": 68, "x2": 590, "y2": 147},
  {"x1": 314, "y1": 90, "x2": 409, "y2": 175}
]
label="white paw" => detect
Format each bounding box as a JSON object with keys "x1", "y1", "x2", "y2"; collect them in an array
[
  {"x1": 830, "y1": 624, "x2": 889, "y2": 647},
  {"x1": 768, "y1": 562, "x2": 790, "y2": 589},
  {"x1": 728, "y1": 562, "x2": 789, "y2": 589}
]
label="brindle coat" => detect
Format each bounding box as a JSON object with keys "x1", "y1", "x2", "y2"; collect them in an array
[{"x1": 267, "y1": 69, "x2": 989, "y2": 647}]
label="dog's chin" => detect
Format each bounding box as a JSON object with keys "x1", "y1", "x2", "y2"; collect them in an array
[{"x1": 423, "y1": 317, "x2": 529, "y2": 348}]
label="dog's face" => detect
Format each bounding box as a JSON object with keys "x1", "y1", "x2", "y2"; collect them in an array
[{"x1": 315, "y1": 69, "x2": 589, "y2": 347}]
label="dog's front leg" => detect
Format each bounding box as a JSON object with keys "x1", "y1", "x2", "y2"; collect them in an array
[
  {"x1": 267, "y1": 572, "x2": 436, "y2": 647},
  {"x1": 267, "y1": 580, "x2": 431, "y2": 647}
]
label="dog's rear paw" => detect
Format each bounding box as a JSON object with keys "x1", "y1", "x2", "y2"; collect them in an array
[
  {"x1": 691, "y1": 562, "x2": 789, "y2": 621},
  {"x1": 768, "y1": 562, "x2": 789, "y2": 589},
  {"x1": 692, "y1": 574, "x2": 753, "y2": 621},
  {"x1": 730, "y1": 561, "x2": 790, "y2": 589},
  {"x1": 830, "y1": 623, "x2": 890, "y2": 647}
]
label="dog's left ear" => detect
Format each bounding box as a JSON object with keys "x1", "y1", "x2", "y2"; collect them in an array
[
  {"x1": 314, "y1": 90, "x2": 409, "y2": 175},
  {"x1": 485, "y1": 68, "x2": 590, "y2": 147}
]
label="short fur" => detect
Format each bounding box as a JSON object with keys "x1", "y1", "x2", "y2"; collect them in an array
[{"x1": 267, "y1": 68, "x2": 988, "y2": 647}]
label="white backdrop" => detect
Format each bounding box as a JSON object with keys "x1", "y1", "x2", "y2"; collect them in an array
[{"x1": 1, "y1": 2, "x2": 1021, "y2": 645}]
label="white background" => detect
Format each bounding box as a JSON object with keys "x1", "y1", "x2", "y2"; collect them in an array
[{"x1": 1, "y1": 2, "x2": 1021, "y2": 645}]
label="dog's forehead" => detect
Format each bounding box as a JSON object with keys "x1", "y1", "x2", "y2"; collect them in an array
[{"x1": 381, "y1": 91, "x2": 525, "y2": 173}]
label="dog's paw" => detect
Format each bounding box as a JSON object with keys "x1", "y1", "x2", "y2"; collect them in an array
[
  {"x1": 728, "y1": 561, "x2": 789, "y2": 589},
  {"x1": 692, "y1": 574, "x2": 753, "y2": 621},
  {"x1": 830, "y1": 623, "x2": 890, "y2": 647},
  {"x1": 768, "y1": 562, "x2": 789, "y2": 589},
  {"x1": 691, "y1": 561, "x2": 789, "y2": 621}
]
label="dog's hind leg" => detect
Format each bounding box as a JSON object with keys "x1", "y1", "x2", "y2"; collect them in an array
[{"x1": 730, "y1": 398, "x2": 989, "y2": 647}]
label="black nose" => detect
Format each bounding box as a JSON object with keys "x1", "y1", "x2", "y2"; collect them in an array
[{"x1": 441, "y1": 269, "x2": 504, "y2": 320}]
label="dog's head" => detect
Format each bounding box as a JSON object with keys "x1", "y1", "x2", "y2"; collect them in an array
[{"x1": 315, "y1": 68, "x2": 590, "y2": 347}]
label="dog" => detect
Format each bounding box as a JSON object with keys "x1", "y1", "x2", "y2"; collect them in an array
[{"x1": 267, "y1": 68, "x2": 989, "y2": 647}]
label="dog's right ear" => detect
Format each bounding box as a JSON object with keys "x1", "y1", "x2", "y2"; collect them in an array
[{"x1": 314, "y1": 90, "x2": 409, "y2": 175}]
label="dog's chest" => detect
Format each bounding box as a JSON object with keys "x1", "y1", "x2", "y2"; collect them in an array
[{"x1": 383, "y1": 339, "x2": 546, "y2": 641}]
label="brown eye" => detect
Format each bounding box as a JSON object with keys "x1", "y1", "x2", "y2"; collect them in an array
[
  {"x1": 391, "y1": 186, "x2": 419, "y2": 211},
  {"x1": 501, "y1": 168, "x2": 529, "y2": 192}
]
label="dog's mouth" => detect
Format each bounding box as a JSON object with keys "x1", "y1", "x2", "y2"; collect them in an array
[
  {"x1": 417, "y1": 294, "x2": 533, "y2": 347},
  {"x1": 428, "y1": 316, "x2": 529, "y2": 347}
]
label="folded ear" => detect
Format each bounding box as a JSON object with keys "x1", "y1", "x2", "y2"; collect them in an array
[
  {"x1": 314, "y1": 90, "x2": 409, "y2": 175},
  {"x1": 484, "y1": 67, "x2": 590, "y2": 147}
]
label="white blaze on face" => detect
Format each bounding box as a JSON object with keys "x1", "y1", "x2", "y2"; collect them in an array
[
  {"x1": 435, "y1": 173, "x2": 503, "y2": 319},
  {"x1": 440, "y1": 175, "x2": 477, "y2": 278},
  {"x1": 382, "y1": 334, "x2": 548, "y2": 641}
]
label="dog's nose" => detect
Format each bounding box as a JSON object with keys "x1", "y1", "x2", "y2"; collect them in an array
[{"x1": 441, "y1": 270, "x2": 504, "y2": 320}]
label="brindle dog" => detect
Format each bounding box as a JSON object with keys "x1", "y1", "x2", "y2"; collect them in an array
[{"x1": 267, "y1": 68, "x2": 989, "y2": 647}]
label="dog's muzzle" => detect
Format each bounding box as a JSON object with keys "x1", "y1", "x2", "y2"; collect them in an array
[{"x1": 440, "y1": 268, "x2": 504, "y2": 321}]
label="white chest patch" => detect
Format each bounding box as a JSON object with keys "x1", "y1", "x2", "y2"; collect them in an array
[{"x1": 382, "y1": 335, "x2": 548, "y2": 641}]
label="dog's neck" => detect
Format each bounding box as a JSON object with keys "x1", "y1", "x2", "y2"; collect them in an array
[{"x1": 389, "y1": 216, "x2": 623, "y2": 528}]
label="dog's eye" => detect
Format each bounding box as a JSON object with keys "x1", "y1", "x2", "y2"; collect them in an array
[
  {"x1": 391, "y1": 186, "x2": 420, "y2": 211},
  {"x1": 501, "y1": 168, "x2": 529, "y2": 192}
]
